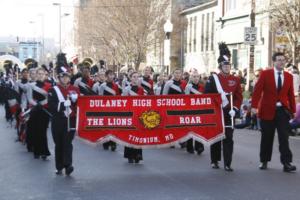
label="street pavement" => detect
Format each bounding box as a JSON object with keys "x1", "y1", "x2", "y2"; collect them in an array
[{"x1": 0, "y1": 107, "x2": 300, "y2": 200}]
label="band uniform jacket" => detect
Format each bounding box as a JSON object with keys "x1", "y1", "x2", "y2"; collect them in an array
[
  {"x1": 185, "y1": 82, "x2": 205, "y2": 95},
  {"x1": 162, "y1": 79, "x2": 187, "y2": 95},
  {"x1": 122, "y1": 84, "x2": 144, "y2": 96},
  {"x1": 92, "y1": 81, "x2": 104, "y2": 94},
  {"x1": 74, "y1": 77, "x2": 95, "y2": 95},
  {"x1": 205, "y1": 73, "x2": 243, "y2": 111},
  {"x1": 27, "y1": 80, "x2": 52, "y2": 108},
  {"x1": 97, "y1": 82, "x2": 120, "y2": 96},
  {"x1": 139, "y1": 76, "x2": 154, "y2": 95},
  {"x1": 15, "y1": 78, "x2": 29, "y2": 110},
  {"x1": 48, "y1": 84, "x2": 80, "y2": 119}
]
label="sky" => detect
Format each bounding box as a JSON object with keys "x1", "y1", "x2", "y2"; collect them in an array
[{"x1": 0, "y1": 0, "x2": 76, "y2": 42}]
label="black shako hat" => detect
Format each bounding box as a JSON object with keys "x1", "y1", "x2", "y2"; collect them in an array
[
  {"x1": 56, "y1": 66, "x2": 70, "y2": 77},
  {"x1": 217, "y1": 42, "x2": 231, "y2": 66}
]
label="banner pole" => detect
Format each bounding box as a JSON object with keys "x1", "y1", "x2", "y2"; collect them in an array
[
  {"x1": 67, "y1": 95, "x2": 71, "y2": 132},
  {"x1": 230, "y1": 92, "x2": 234, "y2": 129}
]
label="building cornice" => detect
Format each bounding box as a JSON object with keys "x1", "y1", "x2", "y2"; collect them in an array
[{"x1": 180, "y1": 0, "x2": 217, "y2": 15}]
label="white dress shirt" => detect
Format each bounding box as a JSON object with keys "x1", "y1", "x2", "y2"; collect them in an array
[{"x1": 274, "y1": 68, "x2": 284, "y2": 106}]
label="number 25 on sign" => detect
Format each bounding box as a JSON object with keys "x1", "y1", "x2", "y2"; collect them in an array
[{"x1": 244, "y1": 27, "x2": 257, "y2": 45}]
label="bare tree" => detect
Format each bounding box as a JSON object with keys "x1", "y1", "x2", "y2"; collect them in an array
[
  {"x1": 268, "y1": 0, "x2": 300, "y2": 64},
  {"x1": 75, "y1": 0, "x2": 170, "y2": 69}
]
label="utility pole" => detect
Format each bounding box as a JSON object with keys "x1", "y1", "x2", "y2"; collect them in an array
[{"x1": 247, "y1": 0, "x2": 256, "y2": 91}]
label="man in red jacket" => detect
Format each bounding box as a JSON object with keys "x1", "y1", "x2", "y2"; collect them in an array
[{"x1": 251, "y1": 52, "x2": 296, "y2": 172}]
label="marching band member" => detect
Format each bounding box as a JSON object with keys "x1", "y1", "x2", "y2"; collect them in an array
[
  {"x1": 48, "y1": 66, "x2": 80, "y2": 175},
  {"x1": 25, "y1": 68, "x2": 37, "y2": 152},
  {"x1": 14, "y1": 68, "x2": 29, "y2": 141},
  {"x1": 98, "y1": 69, "x2": 120, "y2": 151},
  {"x1": 154, "y1": 74, "x2": 166, "y2": 95},
  {"x1": 122, "y1": 71, "x2": 144, "y2": 163},
  {"x1": 92, "y1": 69, "x2": 106, "y2": 94},
  {"x1": 29, "y1": 68, "x2": 37, "y2": 82},
  {"x1": 42, "y1": 65, "x2": 56, "y2": 86},
  {"x1": 184, "y1": 71, "x2": 205, "y2": 155},
  {"x1": 74, "y1": 65, "x2": 95, "y2": 95},
  {"x1": 204, "y1": 43, "x2": 242, "y2": 171},
  {"x1": 162, "y1": 68, "x2": 187, "y2": 148},
  {"x1": 15, "y1": 69, "x2": 29, "y2": 108},
  {"x1": 139, "y1": 66, "x2": 154, "y2": 95},
  {"x1": 162, "y1": 68, "x2": 187, "y2": 95},
  {"x1": 27, "y1": 67, "x2": 52, "y2": 160}
]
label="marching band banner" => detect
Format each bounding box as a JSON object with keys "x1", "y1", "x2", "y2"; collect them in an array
[{"x1": 77, "y1": 94, "x2": 224, "y2": 148}]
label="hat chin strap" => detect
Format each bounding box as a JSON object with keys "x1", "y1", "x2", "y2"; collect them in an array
[{"x1": 220, "y1": 69, "x2": 230, "y2": 75}]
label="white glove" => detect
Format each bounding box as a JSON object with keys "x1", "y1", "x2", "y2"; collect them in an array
[
  {"x1": 229, "y1": 109, "x2": 236, "y2": 118},
  {"x1": 70, "y1": 93, "x2": 78, "y2": 102},
  {"x1": 64, "y1": 100, "x2": 71, "y2": 107}
]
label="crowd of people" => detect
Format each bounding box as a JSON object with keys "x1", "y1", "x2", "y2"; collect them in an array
[{"x1": 0, "y1": 43, "x2": 298, "y2": 175}]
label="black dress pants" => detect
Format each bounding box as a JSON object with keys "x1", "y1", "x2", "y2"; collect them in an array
[
  {"x1": 210, "y1": 110, "x2": 234, "y2": 166},
  {"x1": 51, "y1": 116, "x2": 75, "y2": 170},
  {"x1": 260, "y1": 107, "x2": 293, "y2": 164}
]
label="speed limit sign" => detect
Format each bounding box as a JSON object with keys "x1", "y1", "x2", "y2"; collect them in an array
[{"x1": 244, "y1": 27, "x2": 257, "y2": 45}]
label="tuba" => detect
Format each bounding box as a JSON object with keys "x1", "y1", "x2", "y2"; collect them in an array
[
  {"x1": 24, "y1": 58, "x2": 38, "y2": 69},
  {"x1": 80, "y1": 57, "x2": 95, "y2": 68}
]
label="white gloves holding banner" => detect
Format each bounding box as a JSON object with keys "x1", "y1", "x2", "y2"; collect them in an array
[
  {"x1": 70, "y1": 93, "x2": 78, "y2": 103},
  {"x1": 229, "y1": 109, "x2": 236, "y2": 118},
  {"x1": 64, "y1": 99, "x2": 71, "y2": 107}
]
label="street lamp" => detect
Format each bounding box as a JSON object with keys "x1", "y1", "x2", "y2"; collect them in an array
[
  {"x1": 37, "y1": 14, "x2": 45, "y2": 63},
  {"x1": 53, "y1": 3, "x2": 70, "y2": 53},
  {"x1": 164, "y1": 19, "x2": 173, "y2": 39},
  {"x1": 28, "y1": 21, "x2": 38, "y2": 61},
  {"x1": 164, "y1": 19, "x2": 173, "y2": 74}
]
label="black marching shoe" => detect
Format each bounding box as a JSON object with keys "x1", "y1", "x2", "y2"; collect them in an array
[
  {"x1": 128, "y1": 158, "x2": 134, "y2": 164},
  {"x1": 111, "y1": 145, "x2": 116, "y2": 152},
  {"x1": 41, "y1": 155, "x2": 48, "y2": 161},
  {"x1": 224, "y1": 165, "x2": 234, "y2": 172},
  {"x1": 134, "y1": 158, "x2": 140, "y2": 164},
  {"x1": 211, "y1": 162, "x2": 219, "y2": 169},
  {"x1": 55, "y1": 170, "x2": 63, "y2": 175},
  {"x1": 179, "y1": 142, "x2": 186, "y2": 149},
  {"x1": 65, "y1": 166, "x2": 74, "y2": 176},
  {"x1": 196, "y1": 148, "x2": 204, "y2": 155},
  {"x1": 187, "y1": 149, "x2": 194, "y2": 154},
  {"x1": 259, "y1": 162, "x2": 268, "y2": 170},
  {"x1": 283, "y1": 163, "x2": 296, "y2": 172}
]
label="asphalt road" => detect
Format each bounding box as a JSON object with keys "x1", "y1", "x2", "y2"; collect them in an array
[{"x1": 0, "y1": 107, "x2": 299, "y2": 200}]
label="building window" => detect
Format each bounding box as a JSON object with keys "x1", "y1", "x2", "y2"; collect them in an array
[
  {"x1": 201, "y1": 14, "x2": 205, "y2": 52},
  {"x1": 211, "y1": 12, "x2": 215, "y2": 51},
  {"x1": 33, "y1": 47, "x2": 37, "y2": 59},
  {"x1": 154, "y1": 33, "x2": 157, "y2": 58},
  {"x1": 23, "y1": 47, "x2": 28, "y2": 58},
  {"x1": 189, "y1": 17, "x2": 192, "y2": 53},
  {"x1": 184, "y1": 25, "x2": 187, "y2": 54},
  {"x1": 226, "y1": 0, "x2": 237, "y2": 13},
  {"x1": 206, "y1": 13, "x2": 210, "y2": 51},
  {"x1": 193, "y1": 16, "x2": 197, "y2": 52}
]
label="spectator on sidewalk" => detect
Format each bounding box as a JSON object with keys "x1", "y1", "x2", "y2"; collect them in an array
[
  {"x1": 235, "y1": 104, "x2": 251, "y2": 129},
  {"x1": 289, "y1": 93, "x2": 300, "y2": 136}
]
